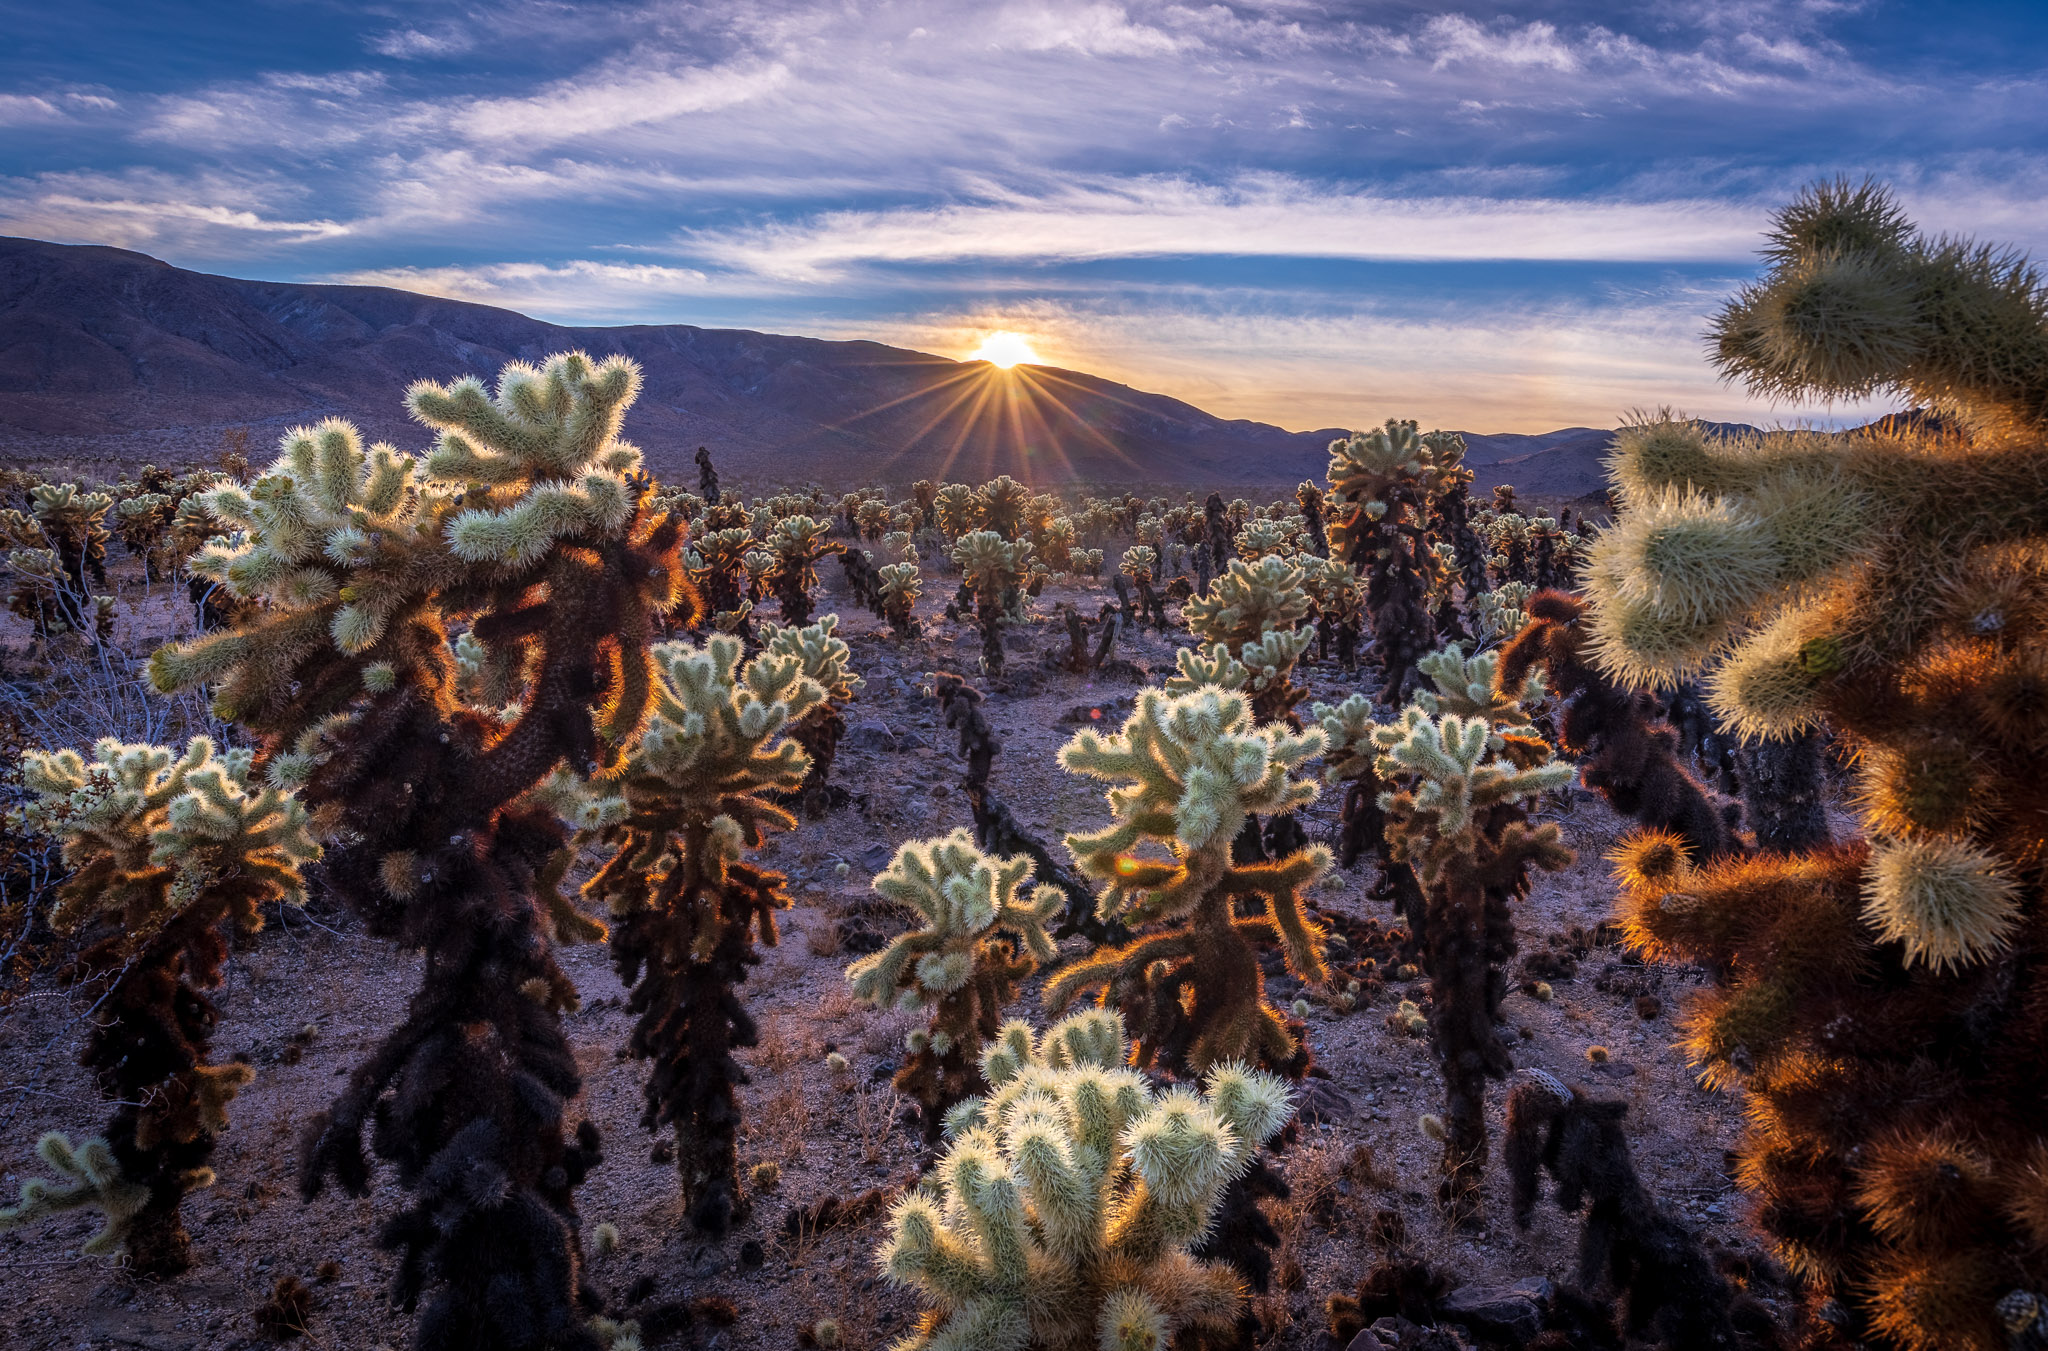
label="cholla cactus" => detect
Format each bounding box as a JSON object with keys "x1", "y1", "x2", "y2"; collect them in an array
[
  {"x1": 1183, "y1": 555, "x2": 1315, "y2": 723},
  {"x1": 1300, "y1": 554, "x2": 1365, "y2": 669},
  {"x1": 934, "y1": 482, "x2": 979, "y2": 541},
  {"x1": 546, "y1": 635, "x2": 822, "y2": 1234},
  {"x1": 879, "y1": 560, "x2": 923, "y2": 640},
  {"x1": 953, "y1": 529, "x2": 1034, "y2": 676},
  {"x1": 762, "y1": 514, "x2": 843, "y2": 624},
  {"x1": 881, "y1": 1010, "x2": 1294, "y2": 1351},
  {"x1": 1325, "y1": 421, "x2": 1445, "y2": 703},
  {"x1": 1470, "y1": 580, "x2": 1534, "y2": 645},
  {"x1": 1046, "y1": 688, "x2": 1331, "y2": 1072},
  {"x1": 1583, "y1": 184, "x2": 2048, "y2": 1351},
  {"x1": 1232, "y1": 516, "x2": 1291, "y2": 562},
  {"x1": 3, "y1": 482, "x2": 114, "y2": 642},
  {"x1": 691, "y1": 526, "x2": 756, "y2": 626},
  {"x1": 760, "y1": 614, "x2": 861, "y2": 820},
  {"x1": 1119, "y1": 545, "x2": 1169, "y2": 629},
  {"x1": 4, "y1": 737, "x2": 317, "y2": 1273},
  {"x1": 150, "y1": 354, "x2": 682, "y2": 1351},
  {"x1": 856, "y1": 497, "x2": 891, "y2": 542},
  {"x1": 1354, "y1": 677, "x2": 1573, "y2": 1219},
  {"x1": 847, "y1": 831, "x2": 1061, "y2": 1139},
  {"x1": 976, "y1": 474, "x2": 1030, "y2": 540}
]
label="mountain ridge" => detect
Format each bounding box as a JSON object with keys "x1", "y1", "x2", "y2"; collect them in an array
[{"x1": 0, "y1": 236, "x2": 1670, "y2": 494}]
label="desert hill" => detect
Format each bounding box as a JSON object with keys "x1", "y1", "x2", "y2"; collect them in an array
[{"x1": 0, "y1": 236, "x2": 1736, "y2": 494}]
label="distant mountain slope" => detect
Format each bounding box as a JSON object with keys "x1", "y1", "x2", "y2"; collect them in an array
[
  {"x1": 0, "y1": 236, "x2": 1752, "y2": 495},
  {"x1": 0, "y1": 237, "x2": 1354, "y2": 486}
]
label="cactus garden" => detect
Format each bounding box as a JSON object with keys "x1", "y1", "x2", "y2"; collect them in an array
[{"x1": 2, "y1": 181, "x2": 2046, "y2": 1351}]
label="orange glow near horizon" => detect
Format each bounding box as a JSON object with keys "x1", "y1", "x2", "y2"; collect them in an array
[{"x1": 967, "y1": 331, "x2": 1041, "y2": 369}]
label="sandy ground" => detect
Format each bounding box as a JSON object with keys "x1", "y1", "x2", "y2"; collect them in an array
[{"x1": 0, "y1": 554, "x2": 1790, "y2": 1351}]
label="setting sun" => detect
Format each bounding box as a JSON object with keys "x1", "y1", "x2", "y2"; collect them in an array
[{"x1": 967, "y1": 331, "x2": 1041, "y2": 369}]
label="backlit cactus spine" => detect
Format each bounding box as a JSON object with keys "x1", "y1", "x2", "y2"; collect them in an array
[
  {"x1": 1045, "y1": 687, "x2": 1330, "y2": 1073},
  {"x1": 2, "y1": 737, "x2": 317, "y2": 1274},
  {"x1": 846, "y1": 831, "x2": 1061, "y2": 1139},
  {"x1": 1588, "y1": 182, "x2": 2048, "y2": 1350},
  {"x1": 879, "y1": 1009, "x2": 1294, "y2": 1351}
]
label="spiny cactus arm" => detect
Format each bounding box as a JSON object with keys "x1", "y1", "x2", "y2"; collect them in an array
[
  {"x1": 760, "y1": 614, "x2": 863, "y2": 701},
  {"x1": 1165, "y1": 643, "x2": 1251, "y2": 696},
  {"x1": 1222, "y1": 848, "x2": 1332, "y2": 981},
  {"x1": 0, "y1": 1133, "x2": 151, "y2": 1256},
  {"x1": 1414, "y1": 643, "x2": 1546, "y2": 725},
  {"x1": 1042, "y1": 931, "x2": 1198, "y2": 1014}
]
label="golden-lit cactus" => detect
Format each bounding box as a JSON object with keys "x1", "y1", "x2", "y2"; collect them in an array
[
  {"x1": 934, "y1": 482, "x2": 979, "y2": 541},
  {"x1": 976, "y1": 474, "x2": 1031, "y2": 540},
  {"x1": 953, "y1": 529, "x2": 1035, "y2": 676},
  {"x1": 880, "y1": 1009, "x2": 1294, "y2": 1351},
  {"x1": 3, "y1": 737, "x2": 318, "y2": 1273},
  {"x1": 544, "y1": 634, "x2": 823, "y2": 1233},
  {"x1": 1045, "y1": 687, "x2": 1330, "y2": 1072},
  {"x1": 1589, "y1": 184, "x2": 2048, "y2": 1350},
  {"x1": 847, "y1": 831, "x2": 1061, "y2": 1138}
]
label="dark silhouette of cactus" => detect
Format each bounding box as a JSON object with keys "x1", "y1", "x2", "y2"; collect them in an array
[
  {"x1": 3, "y1": 738, "x2": 318, "y2": 1274},
  {"x1": 1586, "y1": 182, "x2": 2048, "y2": 1350},
  {"x1": 930, "y1": 673, "x2": 1106, "y2": 941},
  {"x1": 1505, "y1": 1070, "x2": 1780, "y2": 1351},
  {"x1": 694, "y1": 445, "x2": 719, "y2": 503},
  {"x1": 150, "y1": 353, "x2": 688, "y2": 1351},
  {"x1": 1499, "y1": 591, "x2": 1741, "y2": 861}
]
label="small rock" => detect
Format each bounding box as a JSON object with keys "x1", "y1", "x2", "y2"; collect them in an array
[
  {"x1": 897, "y1": 728, "x2": 928, "y2": 750},
  {"x1": 845, "y1": 720, "x2": 898, "y2": 752},
  {"x1": 860, "y1": 843, "x2": 893, "y2": 872},
  {"x1": 1440, "y1": 1278, "x2": 1550, "y2": 1343},
  {"x1": 1296, "y1": 1078, "x2": 1354, "y2": 1126}
]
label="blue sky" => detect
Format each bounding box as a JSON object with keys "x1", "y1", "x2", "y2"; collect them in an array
[{"x1": 3, "y1": 0, "x2": 2045, "y2": 432}]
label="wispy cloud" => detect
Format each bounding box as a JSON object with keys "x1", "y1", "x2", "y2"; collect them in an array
[
  {"x1": 2, "y1": 0, "x2": 2042, "y2": 430},
  {"x1": 680, "y1": 176, "x2": 1771, "y2": 281}
]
